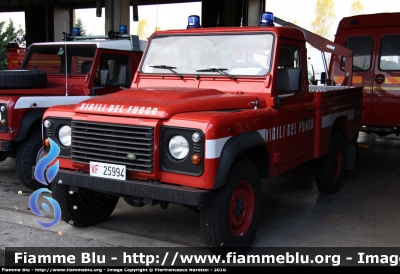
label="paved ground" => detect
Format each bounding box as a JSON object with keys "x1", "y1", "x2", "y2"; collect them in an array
[{"x1": 1, "y1": 132, "x2": 399, "y2": 267}]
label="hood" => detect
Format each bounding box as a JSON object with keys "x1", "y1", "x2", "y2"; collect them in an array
[{"x1": 75, "y1": 87, "x2": 266, "y2": 119}]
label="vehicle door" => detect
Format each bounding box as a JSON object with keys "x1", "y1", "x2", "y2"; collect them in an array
[
  {"x1": 91, "y1": 52, "x2": 132, "y2": 95},
  {"x1": 334, "y1": 28, "x2": 377, "y2": 126},
  {"x1": 371, "y1": 28, "x2": 400, "y2": 127},
  {"x1": 273, "y1": 41, "x2": 313, "y2": 167}
]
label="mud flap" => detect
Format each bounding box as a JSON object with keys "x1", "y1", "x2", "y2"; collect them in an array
[{"x1": 346, "y1": 141, "x2": 357, "y2": 170}]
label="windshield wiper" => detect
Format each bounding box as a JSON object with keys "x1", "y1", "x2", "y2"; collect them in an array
[
  {"x1": 196, "y1": 68, "x2": 236, "y2": 81},
  {"x1": 150, "y1": 65, "x2": 183, "y2": 79}
]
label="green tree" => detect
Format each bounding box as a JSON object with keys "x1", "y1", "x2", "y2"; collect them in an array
[
  {"x1": 75, "y1": 17, "x2": 90, "y2": 36},
  {"x1": 311, "y1": 0, "x2": 336, "y2": 40},
  {"x1": 350, "y1": 0, "x2": 364, "y2": 15},
  {"x1": 0, "y1": 18, "x2": 24, "y2": 69},
  {"x1": 136, "y1": 19, "x2": 148, "y2": 40},
  {"x1": 0, "y1": 20, "x2": 7, "y2": 69}
]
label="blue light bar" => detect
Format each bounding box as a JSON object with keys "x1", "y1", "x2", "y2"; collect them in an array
[
  {"x1": 259, "y1": 12, "x2": 274, "y2": 26},
  {"x1": 187, "y1": 15, "x2": 201, "y2": 29},
  {"x1": 72, "y1": 27, "x2": 81, "y2": 36},
  {"x1": 351, "y1": 19, "x2": 358, "y2": 25},
  {"x1": 119, "y1": 25, "x2": 128, "y2": 34}
]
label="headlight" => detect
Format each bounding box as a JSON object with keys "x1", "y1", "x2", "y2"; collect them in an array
[
  {"x1": 168, "y1": 135, "x2": 189, "y2": 160},
  {"x1": 58, "y1": 125, "x2": 71, "y2": 147}
]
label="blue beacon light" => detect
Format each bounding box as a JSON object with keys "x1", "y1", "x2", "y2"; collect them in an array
[
  {"x1": 72, "y1": 27, "x2": 81, "y2": 36},
  {"x1": 119, "y1": 25, "x2": 128, "y2": 34},
  {"x1": 259, "y1": 12, "x2": 274, "y2": 26},
  {"x1": 187, "y1": 15, "x2": 201, "y2": 29}
]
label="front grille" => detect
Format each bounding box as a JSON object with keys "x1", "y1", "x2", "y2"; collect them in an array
[{"x1": 71, "y1": 121, "x2": 154, "y2": 173}]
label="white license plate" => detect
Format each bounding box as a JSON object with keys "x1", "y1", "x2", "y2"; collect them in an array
[{"x1": 89, "y1": 161, "x2": 126, "y2": 181}]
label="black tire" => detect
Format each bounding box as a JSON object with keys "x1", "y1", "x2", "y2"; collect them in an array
[
  {"x1": 52, "y1": 183, "x2": 119, "y2": 227},
  {"x1": 315, "y1": 131, "x2": 347, "y2": 194},
  {"x1": 0, "y1": 152, "x2": 7, "y2": 162},
  {"x1": 0, "y1": 70, "x2": 47, "y2": 89},
  {"x1": 200, "y1": 158, "x2": 262, "y2": 255},
  {"x1": 15, "y1": 129, "x2": 45, "y2": 190}
]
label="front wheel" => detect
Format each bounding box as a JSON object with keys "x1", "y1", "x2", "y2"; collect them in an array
[
  {"x1": 315, "y1": 131, "x2": 347, "y2": 194},
  {"x1": 15, "y1": 129, "x2": 45, "y2": 190},
  {"x1": 200, "y1": 158, "x2": 262, "y2": 255},
  {"x1": 0, "y1": 152, "x2": 7, "y2": 163},
  {"x1": 52, "y1": 182, "x2": 119, "y2": 227}
]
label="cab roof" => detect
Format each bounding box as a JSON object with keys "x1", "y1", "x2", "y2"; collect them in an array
[
  {"x1": 29, "y1": 39, "x2": 146, "y2": 52},
  {"x1": 148, "y1": 26, "x2": 306, "y2": 42},
  {"x1": 336, "y1": 12, "x2": 400, "y2": 34}
]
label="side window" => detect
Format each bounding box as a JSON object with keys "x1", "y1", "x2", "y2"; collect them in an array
[
  {"x1": 96, "y1": 54, "x2": 131, "y2": 86},
  {"x1": 379, "y1": 35, "x2": 400, "y2": 71},
  {"x1": 278, "y1": 45, "x2": 299, "y2": 68},
  {"x1": 341, "y1": 36, "x2": 373, "y2": 71},
  {"x1": 276, "y1": 45, "x2": 300, "y2": 92}
]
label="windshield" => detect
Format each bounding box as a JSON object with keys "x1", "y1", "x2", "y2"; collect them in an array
[
  {"x1": 141, "y1": 33, "x2": 274, "y2": 77},
  {"x1": 23, "y1": 45, "x2": 96, "y2": 75}
]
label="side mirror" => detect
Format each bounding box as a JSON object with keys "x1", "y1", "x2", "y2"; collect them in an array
[
  {"x1": 286, "y1": 68, "x2": 301, "y2": 92},
  {"x1": 275, "y1": 68, "x2": 300, "y2": 107},
  {"x1": 320, "y1": 72, "x2": 326, "y2": 85}
]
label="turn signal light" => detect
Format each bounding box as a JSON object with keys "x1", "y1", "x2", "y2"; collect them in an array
[
  {"x1": 44, "y1": 138, "x2": 50, "y2": 147},
  {"x1": 191, "y1": 154, "x2": 201, "y2": 165}
]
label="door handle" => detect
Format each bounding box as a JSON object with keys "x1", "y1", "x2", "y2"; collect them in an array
[{"x1": 375, "y1": 75, "x2": 385, "y2": 84}]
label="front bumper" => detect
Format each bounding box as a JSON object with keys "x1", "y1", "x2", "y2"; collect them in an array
[{"x1": 53, "y1": 169, "x2": 211, "y2": 207}]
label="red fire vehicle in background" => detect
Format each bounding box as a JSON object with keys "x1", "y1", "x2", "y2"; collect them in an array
[
  {"x1": 5, "y1": 35, "x2": 26, "y2": 70},
  {"x1": 330, "y1": 12, "x2": 400, "y2": 136},
  {"x1": 0, "y1": 26, "x2": 144, "y2": 190},
  {"x1": 43, "y1": 13, "x2": 362, "y2": 254}
]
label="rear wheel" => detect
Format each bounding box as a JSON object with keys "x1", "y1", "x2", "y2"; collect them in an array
[
  {"x1": 315, "y1": 131, "x2": 347, "y2": 194},
  {"x1": 52, "y1": 183, "x2": 119, "y2": 227},
  {"x1": 200, "y1": 158, "x2": 262, "y2": 255}
]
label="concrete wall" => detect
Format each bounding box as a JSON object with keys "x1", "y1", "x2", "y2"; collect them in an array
[{"x1": 54, "y1": 6, "x2": 70, "y2": 41}]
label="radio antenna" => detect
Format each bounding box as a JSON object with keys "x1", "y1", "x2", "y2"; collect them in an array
[
  {"x1": 240, "y1": 0, "x2": 244, "y2": 27},
  {"x1": 155, "y1": 0, "x2": 159, "y2": 31},
  {"x1": 64, "y1": 22, "x2": 69, "y2": 96}
]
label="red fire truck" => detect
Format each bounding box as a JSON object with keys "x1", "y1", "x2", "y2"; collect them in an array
[
  {"x1": 0, "y1": 27, "x2": 144, "y2": 190},
  {"x1": 330, "y1": 12, "x2": 400, "y2": 136},
  {"x1": 43, "y1": 13, "x2": 362, "y2": 254},
  {"x1": 4, "y1": 35, "x2": 26, "y2": 70}
]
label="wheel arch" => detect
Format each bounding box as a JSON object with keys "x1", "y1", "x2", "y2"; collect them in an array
[
  {"x1": 332, "y1": 116, "x2": 349, "y2": 136},
  {"x1": 213, "y1": 131, "x2": 269, "y2": 190},
  {"x1": 15, "y1": 109, "x2": 46, "y2": 142},
  {"x1": 331, "y1": 116, "x2": 359, "y2": 170}
]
